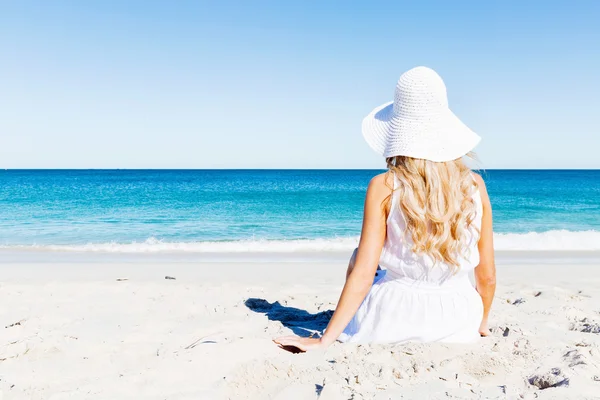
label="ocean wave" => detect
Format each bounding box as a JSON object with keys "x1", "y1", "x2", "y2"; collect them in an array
[
  {"x1": 0, "y1": 237, "x2": 360, "y2": 253},
  {"x1": 1, "y1": 230, "x2": 599, "y2": 253},
  {"x1": 493, "y1": 230, "x2": 600, "y2": 251}
]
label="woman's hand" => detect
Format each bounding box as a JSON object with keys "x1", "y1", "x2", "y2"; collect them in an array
[
  {"x1": 479, "y1": 319, "x2": 491, "y2": 337},
  {"x1": 273, "y1": 336, "x2": 328, "y2": 353}
]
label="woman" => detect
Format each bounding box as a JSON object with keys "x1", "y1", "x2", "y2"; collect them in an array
[{"x1": 274, "y1": 66, "x2": 496, "y2": 351}]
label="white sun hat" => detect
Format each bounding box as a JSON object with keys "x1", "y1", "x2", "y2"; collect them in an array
[{"x1": 362, "y1": 66, "x2": 481, "y2": 162}]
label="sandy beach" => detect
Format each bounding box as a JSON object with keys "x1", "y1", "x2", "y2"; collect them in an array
[
  {"x1": 3, "y1": 0, "x2": 599, "y2": 397},
  {"x1": 1, "y1": 252, "x2": 599, "y2": 400}
]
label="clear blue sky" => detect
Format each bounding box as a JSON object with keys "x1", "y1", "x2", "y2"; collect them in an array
[{"x1": 1, "y1": 0, "x2": 599, "y2": 169}]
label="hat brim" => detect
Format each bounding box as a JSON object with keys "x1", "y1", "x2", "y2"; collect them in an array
[{"x1": 362, "y1": 101, "x2": 481, "y2": 162}]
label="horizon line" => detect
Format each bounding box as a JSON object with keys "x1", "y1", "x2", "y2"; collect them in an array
[{"x1": 2, "y1": 168, "x2": 599, "y2": 171}]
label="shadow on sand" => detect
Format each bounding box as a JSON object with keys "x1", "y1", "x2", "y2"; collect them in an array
[{"x1": 245, "y1": 298, "x2": 333, "y2": 337}]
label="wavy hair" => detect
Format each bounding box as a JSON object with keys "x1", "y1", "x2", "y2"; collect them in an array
[{"x1": 385, "y1": 154, "x2": 480, "y2": 269}]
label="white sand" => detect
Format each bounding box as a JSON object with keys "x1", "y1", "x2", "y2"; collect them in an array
[{"x1": 1, "y1": 255, "x2": 600, "y2": 399}]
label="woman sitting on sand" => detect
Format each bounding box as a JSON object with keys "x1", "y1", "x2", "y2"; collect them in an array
[{"x1": 275, "y1": 66, "x2": 496, "y2": 351}]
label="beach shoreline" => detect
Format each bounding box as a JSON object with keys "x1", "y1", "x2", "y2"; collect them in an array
[{"x1": 2, "y1": 254, "x2": 600, "y2": 399}]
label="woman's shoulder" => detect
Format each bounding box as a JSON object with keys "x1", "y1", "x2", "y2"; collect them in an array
[
  {"x1": 364, "y1": 172, "x2": 395, "y2": 208},
  {"x1": 364, "y1": 172, "x2": 395, "y2": 217},
  {"x1": 367, "y1": 172, "x2": 395, "y2": 192},
  {"x1": 472, "y1": 171, "x2": 485, "y2": 187}
]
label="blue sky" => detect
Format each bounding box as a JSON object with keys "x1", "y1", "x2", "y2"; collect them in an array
[{"x1": 1, "y1": 0, "x2": 599, "y2": 169}]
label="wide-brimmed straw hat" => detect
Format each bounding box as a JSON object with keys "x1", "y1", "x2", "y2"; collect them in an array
[{"x1": 362, "y1": 66, "x2": 481, "y2": 162}]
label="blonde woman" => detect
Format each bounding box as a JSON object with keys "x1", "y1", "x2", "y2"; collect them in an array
[{"x1": 275, "y1": 67, "x2": 496, "y2": 350}]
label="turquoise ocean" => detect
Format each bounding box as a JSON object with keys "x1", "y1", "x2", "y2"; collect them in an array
[{"x1": 0, "y1": 170, "x2": 598, "y2": 253}]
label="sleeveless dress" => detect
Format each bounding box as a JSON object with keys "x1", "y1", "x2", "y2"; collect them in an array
[{"x1": 339, "y1": 174, "x2": 484, "y2": 344}]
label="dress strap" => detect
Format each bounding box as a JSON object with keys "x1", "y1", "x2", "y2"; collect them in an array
[
  {"x1": 387, "y1": 172, "x2": 400, "y2": 222},
  {"x1": 469, "y1": 172, "x2": 483, "y2": 200},
  {"x1": 391, "y1": 172, "x2": 399, "y2": 201}
]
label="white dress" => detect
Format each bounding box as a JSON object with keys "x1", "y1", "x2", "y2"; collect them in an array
[{"x1": 339, "y1": 175, "x2": 484, "y2": 344}]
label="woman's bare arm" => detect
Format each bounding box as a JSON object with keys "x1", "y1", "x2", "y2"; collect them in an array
[
  {"x1": 319, "y1": 174, "x2": 389, "y2": 344},
  {"x1": 273, "y1": 173, "x2": 390, "y2": 351},
  {"x1": 473, "y1": 174, "x2": 496, "y2": 336}
]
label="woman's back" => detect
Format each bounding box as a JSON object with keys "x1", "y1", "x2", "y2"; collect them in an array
[{"x1": 380, "y1": 173, "x2": 483, "y2": 286}]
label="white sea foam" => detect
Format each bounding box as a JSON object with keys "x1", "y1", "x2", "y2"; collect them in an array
[
  {"x1": 493, "y1": 230, "x2": 600, "y2": 251},
  {"x1": 1, "y1": 230, "x2": 599, "y2": 253},
  {"x1": 0, "y1": 237, "x2": 361, "y2": 253}
]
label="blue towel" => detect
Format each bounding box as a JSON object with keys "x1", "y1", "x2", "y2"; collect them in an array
[{"x1": 373, "y1": 268, "x2": 386, "y2": 284}]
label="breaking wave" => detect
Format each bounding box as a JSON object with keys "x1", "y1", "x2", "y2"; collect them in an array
[{"x1": 1, "y1": 230, "x2": 599, "y2": 253}]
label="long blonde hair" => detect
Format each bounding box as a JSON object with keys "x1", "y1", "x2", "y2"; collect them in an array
[{"x1": 385, "y1": 154, "x2": 479, "y2": 269}]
